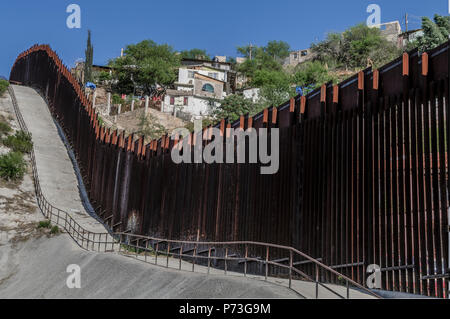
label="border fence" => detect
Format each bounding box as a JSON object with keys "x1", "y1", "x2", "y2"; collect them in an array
[{"x1": 9, "y1": 41, "x2": 449, "y2": 298}]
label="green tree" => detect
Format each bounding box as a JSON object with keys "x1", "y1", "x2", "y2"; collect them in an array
[
  {"x1": 311, "y1": 23, "x2": 401, "y2": 70},
  {"x1": 109, "y1": 40, "x2": 180, "y2": 96},
  {"x1": 180, "y1": 49, "x2": 210, "y2": 60},
  {"x1": 236, "y1": 44, "x2": 283, "y2": 80},
  {"x1": 292, "y1": 61, "x2": 335, "y2": 93},
  {"x1": 210, "y1": 94, "x2": 258, "y2": 122},
  {"x1": 84, "y1": 30, "x2": 94, "y2": 84},
  {"x1": 411, "y1": 15, "x2": 450, "y2": 51},
  {"x1": 265, "y1": 40, "x2": 291, "y2": 61},
  {"x1": 252, "y1": 70, "x2": 293, "y2": 107}
]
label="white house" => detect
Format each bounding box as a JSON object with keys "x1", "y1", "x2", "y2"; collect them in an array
[{"x1": 162, "y1": 62, "x2": 229, "y2": 121}]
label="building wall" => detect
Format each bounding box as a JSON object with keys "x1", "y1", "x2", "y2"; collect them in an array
[
  {"x1": 284, "y1": 49, "x2": 314, "y2": 67},
  {"x1": 163, "y1": 95, "x2": 217, "y2": 120},
  {"x1": 193, "y1": 77, "x2": 223, "y2": 99},
  {"x1": 178, "y1": 67, "x2": 226, "y2": 84}
]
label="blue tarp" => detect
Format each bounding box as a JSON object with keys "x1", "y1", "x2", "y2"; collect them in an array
[{"x1": 85, "y1": 82, "x2": 96, "y2": 89}]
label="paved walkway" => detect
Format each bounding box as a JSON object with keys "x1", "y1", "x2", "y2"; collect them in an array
[{"x1": 12, "y1": 85, "x2": 106, "y2": 233}]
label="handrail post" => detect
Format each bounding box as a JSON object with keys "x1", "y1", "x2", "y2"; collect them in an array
[
  {"x1": 315, "y1": 264, "x2": 319, "y2": 299},
  {"x1": 179, "y1": 245, "x2": 183, "y2": 270},
  {"x1": 136, "y1": 239, "x2": 139, "y2": 259},
  {"x1": 118, "y1": 234, "x2": 122, "y2": 253},
  {"x1": 145, "y1": 240, "x2": 149, "y2": 263},
  {"x1": 166, "y1": 242, "x2": 170, "y2": 268},
  {"x1": 225, "y1": 248, "x2": 228, "y2": 275},
  {"x1": 192, "y1": 244, "x2": 197, "y2": 272},
  {"x1": 265, "y1": 246, "x2": 269, "y2": 281},
  {"x1": 244, "y1": 244, "x2": 248, "y2": 277},
  {"x1": 208, "y1": 246, "x2": 211, "y2": 275},
  {"x1": 346, "y1": 280, "x2": 350, "y2": 299},
  {"x1": 155, "y1": 242, "x2": 159, "y2": 265},
  {"x1": 289, "y1": 250, "x2": 293, "y2": 289}
]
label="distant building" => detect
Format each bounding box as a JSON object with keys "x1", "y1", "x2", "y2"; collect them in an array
[
  {"x1": 162, "y1": 59, "x2": 234, "y2": 121},
  {"x1": 399, "y1": 29, "x2": 424, "y2": 47},
  {"x1": 370, "y1": 21, "x2": 403, "y2": 47},
  {"x1": 71, "y1": 61, "x2": 113, "y2": 84},
  {"x1": 242, "y1": 88, "x2": 260, "y2": 103},
  {"x1": 284, "y1": 49, "x2": 314, "y2": 68},
  {"x1": 236, "y1": 57, "x2": 247, "y2": 64},
  {"x1": 213, "y1": 56, "x2": 227, "y2": 63}
]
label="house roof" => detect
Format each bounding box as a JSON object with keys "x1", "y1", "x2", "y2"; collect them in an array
[
  {"x1": 166, "y1": 89, "x2": 193, "y2": 97},
  {"x1": 182, "y1": 58, "x2": 231, "y2": 66},
  {"x1": 194, "y1": 73, "x2": 226, "y2": 84},
  {"x1": 174, "y1": 82, "x2": 194, "y2": 87}
]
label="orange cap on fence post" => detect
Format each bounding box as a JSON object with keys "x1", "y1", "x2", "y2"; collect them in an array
[
  {"x1": 373, "y1": 70, "x2": 379, "y2": 90},
  {"x1": 402, "y1": 53, "x2": 409, "y2": 76},
  {"x1": 422, "y1": 53, "x2": 428, "y2": 76}
]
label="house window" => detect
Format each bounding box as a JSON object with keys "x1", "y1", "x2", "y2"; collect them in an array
[
  {"x1": 293, "y1": 53, "x2": 298, "y2": 59},
  {"x1": 301, "y1": 50, "x2": 308, "y2": 57},
  {"x1": 208, "y1": 72, "x2": 218, "y2": 79},
  {"x1": 202, "y1": 83, "x2": 215, "y2": 93},
  {"x1": 183, "y1": 97, "x2": 188, "y2": 105},
  {"x1": 170, "y1": 97, "x2": 175, "y2": 105},
  {"x1": 188, "y1": 71, "x2": 195, "y2": 78}
]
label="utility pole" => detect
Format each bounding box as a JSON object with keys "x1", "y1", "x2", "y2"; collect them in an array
[
  {"x1": 403, "y1": 13, "x2": 410, "y2": 45},
  {"x1": 405, "y1": 13, "x2": 408, "y2": 32},
  {"x1": 249, "y1": 43, "x2": 253, "y2": 60}
]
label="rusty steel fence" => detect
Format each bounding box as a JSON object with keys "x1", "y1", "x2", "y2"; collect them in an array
[
  {"x1": 7, "y1": 63, "x2": 380, "y2": 300},
  {"x1": 9, "y1": 42, "x2": 449, "y2": 298}
]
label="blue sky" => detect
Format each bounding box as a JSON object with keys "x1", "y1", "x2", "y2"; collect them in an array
[{"x1": 0, "y1": 0, "x2": 448, "y2": 77}]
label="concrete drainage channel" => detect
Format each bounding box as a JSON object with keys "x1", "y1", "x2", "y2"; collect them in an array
[{"x1": 7, "y1": 85, "x2": 380, "y2": 299}]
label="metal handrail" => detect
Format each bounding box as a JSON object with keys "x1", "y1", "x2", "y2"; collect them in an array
[{"x1": 7, "y1": 85, "x2": 381, "y2": 299}]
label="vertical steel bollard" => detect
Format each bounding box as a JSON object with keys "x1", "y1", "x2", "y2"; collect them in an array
[
  {"x1": 155, "y1": 242, "x2": 159, "y2": 265},
  {"x1": 265, "y1": 247, "x2": 269, "y2": 281}
]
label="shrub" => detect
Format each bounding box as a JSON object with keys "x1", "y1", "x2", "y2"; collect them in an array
[
  {"x1": 0, "y1": 79, "x2": 9, "y2": 96},
  {"x1": 0, "y1": 121, "x2": 12, "y2": 137},
  {"x1": 50, "y1": 225, "x2": 60, "y2": 234},
  {"x1": 37, "y1": 220, "x2": 52, "y2": 229},
  {"x1": 3, "y1": 130, "x2": 33, "y2": 153},
  {"x1": 0, "y1": 152, "x2": 27, "y2": 181}
]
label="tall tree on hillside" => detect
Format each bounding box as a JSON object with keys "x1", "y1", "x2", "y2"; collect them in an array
[
  {"x1": 411, "y1": 15, "x2": 450, "y2": 51},
  {"x1": 265, "y1": 40, "x2": 291, "y2": 61},
  {"x1": 179, "y1": 48, "x2": 210, "y2": 60},
  {"x1": 311, "y1": 23, "x2": 401, "y2": 70},
  {"x1": 109, "y1": 40, "x2": 180, "y2": 96},
  {"x1": 84, "y1": 30, "x2": 94, "y2": 84}
]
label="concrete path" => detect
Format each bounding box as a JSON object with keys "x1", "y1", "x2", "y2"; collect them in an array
[
  {"x1": 12, "y1": 85, "x2": 106, "y2": 233},
  {"x1": 0, "y1": 236, "x2": 300, "y2": 299}
]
